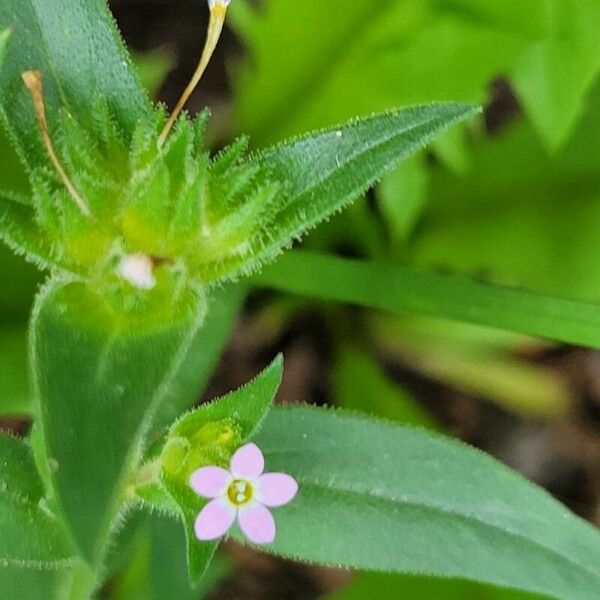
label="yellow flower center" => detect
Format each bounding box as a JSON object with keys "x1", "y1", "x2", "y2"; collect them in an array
[{"x1": 227, "y1": 479, "x2": 253, "y2": 506}]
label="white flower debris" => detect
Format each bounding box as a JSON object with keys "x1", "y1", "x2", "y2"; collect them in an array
[{"x1": 118, "y1": 253, "x2": 156, "y2": 290}]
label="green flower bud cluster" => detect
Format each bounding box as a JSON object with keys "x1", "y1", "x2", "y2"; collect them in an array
[
  {"x1": 29, "y1": 100, "x2": 288, "y2": 302},
  {"x1": 161, "y1": 418, "x2": 242, "y2": 479}
]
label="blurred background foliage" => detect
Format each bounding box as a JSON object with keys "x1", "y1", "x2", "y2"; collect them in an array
[
  {"x1": 231, "y1": 0, "x2": 600, "y2": 298},
  {"x1": 1, "y1": 0, "x2": 600, "y2": 598}
]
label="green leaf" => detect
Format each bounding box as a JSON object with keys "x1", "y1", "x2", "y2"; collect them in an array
[
  {"x1": 410, "y1": 77, "x2": 600, "y2": 301},
  {"x1": 0, "y1": 498, "x2": 72, "y2": 569},
  {"x1": 0, "y1": 567, "x2": 66, "y2": 600},
  {"x1": 0, "y1": 121, "x2": 29, "y2": 198},
  {"x1": 0, "y1": 0, "x2": 151, "y2": 167},
  {"x1": 160, "y1": 357, "x2": 283, "y2": 585},
  {"x1": 30, "y1": 280, "x2": 206, "y2": 564},
  {"x1": 0, "y1": 194, "x2": 57, "y2": 271},
  {"x1": 511, "y1": 0, "x2": 600, "y2": 150},
  {"x1": 0, "y1": 433, "x2": 74, "y2": 569},
  {"x1": 148, "y1": 516, "x2": 199, "y2": 600},
  {"x1": 249, "y1": 406, "x2": 600, "y2": 600},
  {"x1": 326, "y1": 572, "x2": 551, "y2": 600},
  {"x1": 255, "y1": 251, "x2": 600, "y2": 348},
  {"x1": 251, "y1": 104, "x2": 479, "y2": 266},
  {"x1": 0, "y1": 433, "x2": 43, "y2": 502}
]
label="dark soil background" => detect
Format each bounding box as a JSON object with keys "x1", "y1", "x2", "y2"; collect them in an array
[{"x1": 2, "y1": 2, "x2": 599, "y2": 598}]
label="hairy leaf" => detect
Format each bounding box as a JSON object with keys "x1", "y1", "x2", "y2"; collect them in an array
[
  {"x1": 0, "y1": 0, "x2": 151, "y2": 168},
  {"x1": 0, "y1": 434, "x2": 73, "y2": 569},
  {"x1": 248, "y1": 406, "x2": 600, "y2": 600},
  {"x1": 30, "y1": 280, "x2": 206, "y2": 564},
  {"x1": 244, "y1": 104, "x2": 478, "y2": 271},
  {"x1": 0, "y1": 194, "x2": 57, "y2": 271}
]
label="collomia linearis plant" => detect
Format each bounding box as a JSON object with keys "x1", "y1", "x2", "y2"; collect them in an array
[{"x1": 1, "y1": 2, "x2": 597, "y2": 600}]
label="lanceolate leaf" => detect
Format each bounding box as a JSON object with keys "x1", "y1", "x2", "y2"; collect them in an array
[
  {"x1": 0, "y1": 0, "x2": 151, "y2": 167},
  {"x1": 0, "y1": 433, "x2": 43, "y2": 503},
  {"x1": 0, "y1": 433, "x2": 74, "y2": 569},
  {"x1": 251, "y1": 104, "x2": 478, "y2": 266},
  {"x1": 30, "y1": 280, "x2": 206, "y2": 564},
  {"x1": 248, "y1": 406, "x2": 600, "y2": 600},
  {"x1": 256, "y1": 251, "x2": 600, "y2": 348}
]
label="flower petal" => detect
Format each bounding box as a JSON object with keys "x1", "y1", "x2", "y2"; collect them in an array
[
  {"x1": 238, "y1": 503, "x2": 276, "y2": 545},
  {"x1": 230, "y1": 442, "x2": 264, "y2": 480},
  {"x1": 256, "y1": 473, "x2": 298, "y2": 507},
  {"x1": 189, "y1": 466, "x2": 232, "y2": 498},
  {"x1": 194, "y1": 498, "x2": 236, "y2": 541}
]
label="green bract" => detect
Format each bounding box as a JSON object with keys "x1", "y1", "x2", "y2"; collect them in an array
[
  {"x1": 1, "y1": 97, "x2": 480, "y2": 305},
  {"x1": 158, "y1": 357, "x2": 282, "y2": 583},
  {"x1": 3, "y1": 102, "x2": 287, "y2": 295},
  {"x1": 0, "y1": 6, "x2": 478, "y2": 315}
]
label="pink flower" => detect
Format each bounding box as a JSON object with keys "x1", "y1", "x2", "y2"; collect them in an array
[{"x1": 189, "y1": 442, "x2": 298, "y2": 545}]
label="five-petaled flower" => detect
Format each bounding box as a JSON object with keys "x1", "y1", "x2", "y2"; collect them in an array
[{"x1": 189, "y1": 442, "x2": 298, "y2": 545}]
